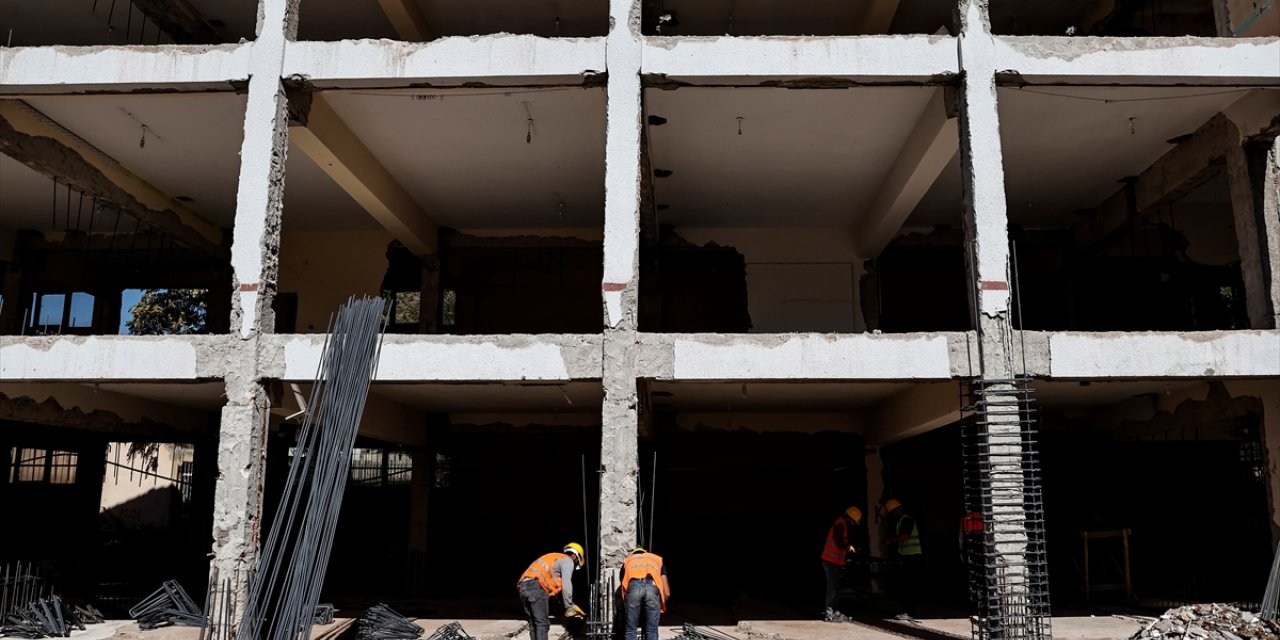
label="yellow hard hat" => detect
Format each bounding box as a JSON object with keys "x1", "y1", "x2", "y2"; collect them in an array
[
  {"x1": 845, "y1": 506, "x2": 863, "y2": 525},
  {"x1": 564, "y1": 542, "x2": 585, "y2": 566},
  {"x1": 632, "y1": 547, "x2": 647, "y2": 555},
  {"x1": 884, "y1": 499, "x2": 903, "y2": 513}
]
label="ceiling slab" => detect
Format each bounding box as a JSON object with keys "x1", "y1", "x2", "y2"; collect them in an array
[
  {"x1": 645, "y1": 86, "x2": 941, "y2": 228},
  {"x1": 373, "y1": 381, "x2": 601, "y2": 412},
  {"x1": 0, "y1": 0, "x2": 257, "y2": 46},
  {"x1": 321, "y1": 87, "x2": 606, "y2": 229},
  {"x1": 998, "y1": 86, "x2": 1261, "y2": 228},
  {"x1": 649, "y1": 0, "x2": 953, "y2": 35},
  {"x1": 5, "y1": 93, "x2": 247, "y2": 230}
]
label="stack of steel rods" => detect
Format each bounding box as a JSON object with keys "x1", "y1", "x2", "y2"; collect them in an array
[
  {"x1": 238, "y1": 296, "x2": 387, "y2": 640},
  {"x1": 354, "y1": 604, "x2": 423, "y2": 640}
]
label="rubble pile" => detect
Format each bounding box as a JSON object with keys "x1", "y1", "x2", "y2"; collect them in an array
[{"x1": 1129, "y1": 604, "x2": 1279, "y2": 640}]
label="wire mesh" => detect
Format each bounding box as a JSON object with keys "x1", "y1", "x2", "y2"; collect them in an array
[{"x1": 960, "y1": 377, "x2": 1052, "y2": 640}]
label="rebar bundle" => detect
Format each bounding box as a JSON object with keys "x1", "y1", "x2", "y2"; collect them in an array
[
  {"x1": 238, "y1": 297, "x2": 387, "y2": 640},
  {"x1": 1261, "y1": 541, "x2": 1280, "y2": 620},
  {"x1": 130, "y1": 580, "x2": 206, "y2": 629},
  {"x1": 354, "y1": 604, "x2": 423, "y2": 640},
  {"x1": 960, "y1": 378, "x2": 1052, "y2": 640},
  {"x1": 424, "y1": 621, "x2": 474, "y2": 640},
  {"x1": 1, "y1": 563, "x2": 43, "y2": 619},
  {"x1": 670, "y1": 624, "x2": 740, "y2": 640},
  {"x1": 313, "y1": 604, "x2": 335, "y2": 626},
  {"x1": 1, "y1": 595, "x2": 88, "y2": 638},
  {"x1": 585, "y1": 572, "x2": 617, "y2": 640}
]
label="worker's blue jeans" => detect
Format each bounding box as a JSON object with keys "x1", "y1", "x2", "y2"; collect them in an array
[
  {"x1": 624, "y1": 579, "x2": 662, "y2": 640},
  {"x1": 518, "y1": 580, "x2": 550, "y2": 640}
]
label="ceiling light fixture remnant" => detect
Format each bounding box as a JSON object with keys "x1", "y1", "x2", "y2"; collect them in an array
[
  {"x1": 1128, "y1": 117, "x2": 1136, "y2": 135},
  {"x1": 736, "y1": 116, "x2": 744, "y2": 135},
  {"x1": 527, "y1": 118, "x2": 534, "y2": 144},
  {"x1": 558, "y1": 200, "x2": 566, "y2": 220},
  {"x1": 647, "y1": 115, "x2": 668, "y2": 126},
  {"x1": 654, "y1": 169, "x2": 674, "y2": 178},
  {"x1": 656, "y1": 11, "x2": 679, "y2": 33},
  {"x1": 555, "y1": 16, "x2": 561, "y2": 36}
]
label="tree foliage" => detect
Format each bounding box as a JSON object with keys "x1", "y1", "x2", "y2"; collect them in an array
[{"x1": 125, "y1": 288, "x2": 208, "y2": 335}]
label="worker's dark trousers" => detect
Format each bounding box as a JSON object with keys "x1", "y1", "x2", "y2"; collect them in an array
[
  {"x1": 624, "y1": 579, "x2": 661, "y2": 640},
  {"x1": 519, "y1": 580, "x2": 551, "y2": 640},
  {"x1": 892, "y1": 554, "x2": 925, "y2": 616},
  {"x1": 822, "y1": 561, "x2": 842, "y2": 612}
]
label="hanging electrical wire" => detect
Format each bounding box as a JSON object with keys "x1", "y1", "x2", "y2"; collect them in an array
[{"x1": 236, "y1": 296, "x2": 388, "y2": 640}]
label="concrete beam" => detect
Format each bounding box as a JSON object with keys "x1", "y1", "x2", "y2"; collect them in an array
[
  {"x1": 273, "y1": 384, "x2": 427, "y2": 445},
  {"x1": 131, "y1": 0, "x2": 225, "y2": 44},
  {"x1": 260, "y1": 334, "x2": 603, "y2": 382},
  {"x1": 0, "y1": 100, "x2": 225, "y2": 256},
  {"x1": 281, "y1": 37, "x2": 606, "y2": 88},
  {"x1": 867, "y1": 381, "x2": 961, "y2": 444},
  {"x1": 0, "y1": 336, "x2": 225, "y2": 381},
  {"x1": 1041, "y1": 331, "x2": 1280, "y2": 378},
  {"x1": 377, "y1": 0, "x2": 435, "y2": 42},
  {"x1": 854, "y1": 87, "x2": 958, "y2": 258},
  {"x1": 636, "y1": 333, "x2": 956, "y2": 380},
  {"x1": 853, "y1": 0, "x2": 902, "y2": 35},
  {"x1": 288, "y1": 93, "x2": 438, "y2": 255},
  {"x1": 0, "y1": 46, "x2": 250, "y2": 94},
  {"x1": 640, "y1": 35, "x2": 959, "y2": 85},
  {"x1": 994, "y1": 37, "x2": 1280, "y2": 85}
]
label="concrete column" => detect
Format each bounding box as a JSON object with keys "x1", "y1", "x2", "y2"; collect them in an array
[
  {"x1": 598, "y1": 0, "x2": 643, "y2": 569},
  {"x1": 958, "y1": 1, "x2": 1038, "y2": 633},
  {"x1": 1227, "y1": 136, "x2": 1280, "y2": 329},
  {"x1": 209, "y1": 0, "x2": 293, "y2": 610},
  {"x1": 408, "y1": 448, "x2": 430, "y2": 594}
]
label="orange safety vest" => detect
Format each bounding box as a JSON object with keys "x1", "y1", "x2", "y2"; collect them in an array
[
  {"x1": 518, "y1": 552, "x2": 570, "y2": 596},
  {"x1": 821, "y1": 517, "x2": 849, "y2": 566},
  {"x1": 621, "y1": 552, "x2": 669, "y2": 612}
]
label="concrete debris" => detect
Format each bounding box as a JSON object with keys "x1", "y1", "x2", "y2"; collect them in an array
[{"x1": 1128, "y1": 604, "x2": 1280, "y2": 640}]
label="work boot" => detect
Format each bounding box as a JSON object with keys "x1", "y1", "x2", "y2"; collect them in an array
[{"x1": 824, "y1": 609, "x2": 851, "y2": 623}]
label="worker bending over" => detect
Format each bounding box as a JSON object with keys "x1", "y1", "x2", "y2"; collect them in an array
[
  {"x1": 821, "y1": 506, "x2": 864, "y2": 622},
  {"x1": 517, "y1": 543, "x2": 586, "y2": 640},
  {"x1": 621, "y1": 548, "x2": 670, "y2": 640}
]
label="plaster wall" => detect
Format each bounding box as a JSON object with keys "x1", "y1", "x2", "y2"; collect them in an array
[{"x1": 277, "y1": 230, "x2": 392, "y2": 332}]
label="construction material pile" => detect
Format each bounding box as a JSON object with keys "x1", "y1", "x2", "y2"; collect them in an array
[
  {"x1": 313, "y1": 603, "x2": 335, "y2": 625},
  {"x1": 424, "y1": 622, "x2": 474, "y2": 640},
  {"x1": 671, "y1": 624, "x2": 741, "y2": 640},
  {"x1": 1128, "y1": 604, "x2": 1279, "y2": 640},
  {"x1": 354, "y1": 604, "x2": 423, "y2": 640},
  {"x1": 238, "y1": 297, "x2": 388, "y2": 640},
  {"x1": 129, "y1": 581, "x2": 205, "y2": 629},
  {"x1": 1, "y1": 596, "x2": 93, "y2": 638}
]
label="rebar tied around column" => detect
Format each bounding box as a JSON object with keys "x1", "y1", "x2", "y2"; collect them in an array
[
  {"x1": 960, "y1": 377, "x2": 1052, "y2": 640},
  {"x1": 586, "y1": 572, "x2": 617, "y2": 640}
]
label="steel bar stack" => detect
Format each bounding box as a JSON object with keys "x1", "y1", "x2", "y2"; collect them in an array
[
  {"x1": 130, "y1": 580, "x2": 206, "y2": 629},
  {"x1": 1, "y1": 563, "x2": 42, "y2": 620},
  {"x1": 960, "y1": 377, "x2": 1052, "y2": 640},
  {"x1": 423, "y1": 622, "x2": 473, "y2": 640},
  {"x1": 238, "y1": 297, "x2": 387, "y2": 640},
  {"x1": 3, "y1": 595, "x2": 90, "y2": 638},
  {"x1": 1261, "y1": 541, "x2": 1280, "y2": 620},
  {"x1": 670, "y1": 624, "x2": 741, "y2": 640},
  {"x1": 585, "y1": 572, "x2": 617, "y2": 640},
  {"x1": 354, "y1": 604, "x2": 423, "y2": 640}
]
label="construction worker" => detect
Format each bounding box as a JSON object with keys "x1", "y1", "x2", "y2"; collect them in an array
[
  {"x1": 821, "y1": 506, "x2": 863, "y2": 622},
  {"x1": 517, "y1": 543, "x2": 586, "y2": 640},
  {"x1": 882, "y1": 499, "x2": 923, "y2": 620},
  {"x1": 621, "y1": 548, "x2": 670, "y2": 640}
]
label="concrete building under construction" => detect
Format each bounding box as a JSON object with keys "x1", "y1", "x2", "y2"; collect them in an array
[{"x1": 1, "y1": 0, "x2": 1278, "y2": 635}]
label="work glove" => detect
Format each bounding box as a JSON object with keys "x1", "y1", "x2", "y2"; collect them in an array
[{"x1": 566, "y1": 605, "x2": 585, "y2": 619}]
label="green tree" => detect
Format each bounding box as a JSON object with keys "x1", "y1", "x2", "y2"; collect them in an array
[{"x1": 125, "y1": 288, "x2": 208, "y2": 335}]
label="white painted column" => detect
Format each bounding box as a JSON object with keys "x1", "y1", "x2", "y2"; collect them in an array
[
  {"x1": 211, "y1": 0, "x2": 293, "y2": 607},
  {"x1": 598, "y1": 0, "x2": 643, "y2": 569}
]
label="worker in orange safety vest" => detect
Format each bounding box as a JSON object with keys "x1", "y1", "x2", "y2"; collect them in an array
[
  {"x1": 821, "y1": 506, "x2": 864, "y2": 623},
  {"x1": 621, "y1": 548, "x2": 670, "y2": 640},
  {"x1": 517, "y1": 543, "x2": 586, "y2": 640}
]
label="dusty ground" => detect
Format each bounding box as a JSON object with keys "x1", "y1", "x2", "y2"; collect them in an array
[{"x1": 58, "y1": 615, "x2": 1143, "y2": 640}]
